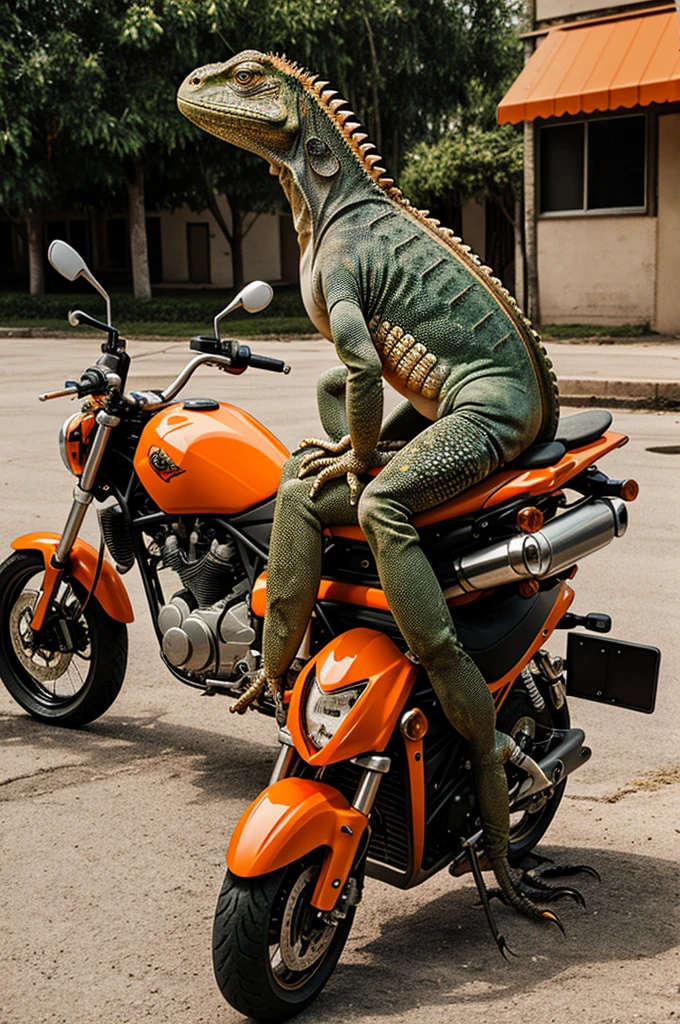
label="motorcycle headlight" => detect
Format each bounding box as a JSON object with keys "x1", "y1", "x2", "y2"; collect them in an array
[{"x1": 303, "y1": 674, "x2": 368, "y2": 749}]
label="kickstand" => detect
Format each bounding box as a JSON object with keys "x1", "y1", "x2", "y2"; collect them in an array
[{"x1": 463, "y1": 836, "x2": 518, "y2": 960}]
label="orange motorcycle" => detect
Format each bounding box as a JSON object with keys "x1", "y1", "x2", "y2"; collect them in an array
[
  {"x1": 212, "y1": 405, "x2": 660, "y2": 1020},
  {"x1": 0, "y1": 240, "x2": 292, "y2": 726}
]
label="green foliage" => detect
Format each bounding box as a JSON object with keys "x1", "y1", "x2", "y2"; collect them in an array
[
  {"x1": 0, "y1": 287, "x2": 308, "y2": 322},
  {"x1": 0, "y1": 316, "x2": 317, "y2": 337},
  {"x1": 401, "y1": 124, "x2": 523, "y2": 210}
]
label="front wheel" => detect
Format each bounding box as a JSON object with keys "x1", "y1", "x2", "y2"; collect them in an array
[
  {"x1": 0, "y1": 550, "x2": 128, "y2": 727},
  {"x1": 213, "y1": 855, "x2": 356, "y2": 1023}
]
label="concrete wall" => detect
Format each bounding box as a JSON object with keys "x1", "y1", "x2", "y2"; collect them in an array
[
  {"x1": 536, "y1": 0, "x2": 636, "y2": 21},
  {"x1": 537, "y1": 215, "x2": 657, "y2": 325},
  {"x1": 655, "y1": 113, "x2": 680, "y2": 334},
  {"x1": 159, "y1": 197, "x2": 282, "y2": 288}
]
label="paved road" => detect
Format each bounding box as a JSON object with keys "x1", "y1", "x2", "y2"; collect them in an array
[
  {"x1": 1, "y1": 337, "x2": 678, "y2": 1024},
  {"x1": 545, "y1": 340, "x2": 680, "y2": 382}
]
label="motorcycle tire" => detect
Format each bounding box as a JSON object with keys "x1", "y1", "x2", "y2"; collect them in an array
[
  {"x1": 213, "y1": 854, "x2": 356, "y2": 1023},
  {"x1": 0, "y1": 549, "x2": 127, "y2": 727},
  {"x1": 498, "y1": 679, "x2": 571, "y2": 866}
]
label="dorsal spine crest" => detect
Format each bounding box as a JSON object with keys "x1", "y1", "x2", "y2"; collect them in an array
[{"x1": 266, "y1": 52, "x2": 538, "y2": 338}]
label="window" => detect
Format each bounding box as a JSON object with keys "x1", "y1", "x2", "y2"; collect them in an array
[{"x1": 539, "y1": 115, "x2": 646, "y2": 215}]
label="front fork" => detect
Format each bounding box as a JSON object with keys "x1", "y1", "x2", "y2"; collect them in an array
[
  {"x1": 30, "y1": 409, "x2": 120, "y2": 631},
  {"x1": 269, "y1": 727, "x2": 390, "y2": 919}
]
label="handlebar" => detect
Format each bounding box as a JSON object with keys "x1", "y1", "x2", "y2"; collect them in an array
[
  {"x1": 39, "y1": 327, "x2": 291, "y2": 408},
  {"x1": 190, "y1": 336, "x2": 290, "y2": 374},
  {"x1": 39, "y1": 367, "x2": 121, "y2": 402},
  {"x1": 248, "y1": 351, "x2": 291, "y2": 374}
]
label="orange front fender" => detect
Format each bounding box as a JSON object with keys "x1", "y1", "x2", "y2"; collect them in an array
[
  {"x1": 227, "y1": 777, "x2": 368, "y2": 912},
  {"x1": 11, "y1": 532, "x2": 134, "y2": 624}
]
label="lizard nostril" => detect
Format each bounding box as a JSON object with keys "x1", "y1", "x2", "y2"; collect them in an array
[{"x1": 191, "y1": 76, "x2": 202, "y2": 86}]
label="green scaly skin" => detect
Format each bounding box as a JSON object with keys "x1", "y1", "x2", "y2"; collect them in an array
[{"x1": 178, "y1": 52, "x2": 562, "y2": 928}]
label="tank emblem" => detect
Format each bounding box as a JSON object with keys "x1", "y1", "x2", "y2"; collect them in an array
[{"x1": 148, "y1": 446, "x2": 184, "y2": 482}]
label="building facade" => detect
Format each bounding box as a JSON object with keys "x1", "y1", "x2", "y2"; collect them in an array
[
  {"x1": 499, "y1": 1, "x2": 680, "y2": 332},
  {"x1": 2, "y1": 201, "x2": 300, "y2": 293}
]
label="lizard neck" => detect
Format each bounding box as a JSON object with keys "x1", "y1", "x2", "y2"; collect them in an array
[{"x1": 274, "y1": 97, "x2": 388, "y2": 260}]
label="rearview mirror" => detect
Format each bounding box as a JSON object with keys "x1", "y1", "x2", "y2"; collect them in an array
[
  {"x1": 47, "y1": 239, "x2": 112, "y2": 326},
  {"x1": 213, "y1": 280, "x2": 274, "y2": 340}
]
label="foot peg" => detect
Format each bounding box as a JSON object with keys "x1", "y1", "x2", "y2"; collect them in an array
[{"x1": 509, "y1": 743, "x2": 553, "y2": 800}]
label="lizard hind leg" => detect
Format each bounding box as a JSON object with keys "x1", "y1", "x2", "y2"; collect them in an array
[{"x1": 478, "y1": 733, "x2": 586, "y2": 919}]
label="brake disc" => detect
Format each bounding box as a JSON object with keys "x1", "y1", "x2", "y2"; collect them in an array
[
  {"x1": 9, "y1": 590, "x2": 73, "y2": 681},
  {"x1": 279, "y1": 866, "x2": 336, "y2": 971}
]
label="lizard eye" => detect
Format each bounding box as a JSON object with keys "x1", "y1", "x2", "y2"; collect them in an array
[{"x1": 235, "y1": 69, "x2": 257, "y2": 86}]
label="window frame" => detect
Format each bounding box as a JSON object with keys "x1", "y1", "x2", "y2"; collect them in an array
[{"x1": 538, "y1": 111, "x2": 648, "y2": 219}]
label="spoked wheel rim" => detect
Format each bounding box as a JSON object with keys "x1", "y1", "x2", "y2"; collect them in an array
[
  {"x1": 268, "y1": 863, "x2": 338, "y2": 991},
  {"x1": 4, "y1": 565, "x2": 93, "y2": 709}
]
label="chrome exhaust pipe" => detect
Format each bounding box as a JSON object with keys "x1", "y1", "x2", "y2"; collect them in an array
[{"x1": 444, "y1": 498, "x2": 627, "y2": 599}]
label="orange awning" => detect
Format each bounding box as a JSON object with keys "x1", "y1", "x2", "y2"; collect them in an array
[{"x1": 498, "y1": 7, "x2": 680, "y2": 124}]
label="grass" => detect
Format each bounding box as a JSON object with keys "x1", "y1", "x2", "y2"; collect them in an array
[
  {"x1": 541, "y1": 322, "x2": 654, "y2": 340},
  {"x1": 0, "y1": 285, "x2": 318, "y2": 339},
  {"x1": 0, "y1": 316, "x2": 318, "y2": 339}
]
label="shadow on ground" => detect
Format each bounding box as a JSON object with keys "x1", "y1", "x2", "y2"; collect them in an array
[
  {"x1": 309, "y1": 844, "x2": 680, "y2": 1021},
  {"x1": 0, "y1": 704, "x2": 273, "y2": 804}
]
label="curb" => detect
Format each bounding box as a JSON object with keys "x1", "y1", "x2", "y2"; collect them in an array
[{"x1": 559, "y1": 376, "x2": 680, "y2": 411}]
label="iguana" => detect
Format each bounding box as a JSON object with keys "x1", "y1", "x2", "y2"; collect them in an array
[{"x1": 177, "y1": 52, "x2": 564, "y2": 928}]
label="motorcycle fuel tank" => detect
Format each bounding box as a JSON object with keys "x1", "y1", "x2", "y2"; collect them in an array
[{"x1": 134, "y1": 401, "x2": 289, "y2": 515}]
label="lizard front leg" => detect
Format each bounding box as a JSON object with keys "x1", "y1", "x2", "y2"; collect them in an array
[{"x1": 298, "y1": 299, "x2": 388, "y2": 505}]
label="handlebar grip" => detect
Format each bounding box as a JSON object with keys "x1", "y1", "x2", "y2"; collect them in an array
[{"x1": 248, "y1": 352, "x2": 291, "y2": 374}]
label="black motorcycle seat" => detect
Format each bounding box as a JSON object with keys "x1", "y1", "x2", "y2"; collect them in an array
[
  {"x1": 504, "y1": 410, "x2": 614, "y2": 471},
  {"x1": 506, "y1": 441, "x2": 566, "y2": 470},
  {"x1": 555, "y1": 410, "x2": 613, "y2": 450}
]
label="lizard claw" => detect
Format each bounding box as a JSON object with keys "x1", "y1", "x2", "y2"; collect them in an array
[
  {"x1": 299, "y1": 434, "x2": 351, "y2": 455},
  {"x1": 230, "y1": 669, "x2": 266, "y2": 714},
  {"x1": 298, "y1": 453, "x2": 339, "y2": 479},
  {"x1": 304, "y1": 447, "x2": 396, "y2": 500},
  {"x1": 308, "y1": 458, "x2": 351, "y2": 498}
]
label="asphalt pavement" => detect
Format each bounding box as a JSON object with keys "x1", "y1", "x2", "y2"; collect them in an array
[{"x1": 0, "y1": 336, "x2": 678, "y2": 1024}]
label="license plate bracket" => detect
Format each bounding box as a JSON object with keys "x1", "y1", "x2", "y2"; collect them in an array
[{"x1": 566, "y1": 634, "x2": 660, "y2": 714}]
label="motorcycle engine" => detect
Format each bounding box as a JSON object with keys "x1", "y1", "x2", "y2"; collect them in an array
[{"x1": 155, "y1": 523, "x2": 256, "y2": 679}]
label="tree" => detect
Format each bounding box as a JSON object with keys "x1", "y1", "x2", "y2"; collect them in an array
[
  {"x1": 398, "y1": 1, "x2": 526, "y2": 296},
  {"x1": 0, "y1": 1, "x2": 106, "y2": 293},
  {"x1": 400, "y1": 124, "x2": 524, "y2": 279}
]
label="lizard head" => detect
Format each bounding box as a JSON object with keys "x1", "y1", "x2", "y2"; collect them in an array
[
  {"x1": 178, "y1": 50, "x2": 397, "y2": 194},
  {"x1": 177, "y1": 51, "x2": 300, "y2": 166}
]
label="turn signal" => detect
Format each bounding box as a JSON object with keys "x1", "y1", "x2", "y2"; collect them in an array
[
  {"x1": 400, "y1": 708, "x2": 429, "y2": 741},
  {"x1": 620, "y1": 479, "x2": 639, "y2": 502},
  {"x1": 517, "y1": 506, "x2": 544, "y2": 533},
  {"x1": 59, "y1": 410, "x2": 97, "y2": 477}
]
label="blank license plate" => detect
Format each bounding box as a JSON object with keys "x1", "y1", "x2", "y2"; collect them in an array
[{"x1": 566, "y1": 634, "x2": 660, "y2": 714}]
